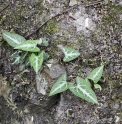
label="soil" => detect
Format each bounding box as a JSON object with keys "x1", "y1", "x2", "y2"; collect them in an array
[{"x1": 0, "y1": 0, "x2": 122, "y2": 124}]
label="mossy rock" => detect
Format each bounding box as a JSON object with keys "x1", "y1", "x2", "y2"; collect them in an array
[{"x1": 42, "y1": 19, "x2": 58, "y2": 34}]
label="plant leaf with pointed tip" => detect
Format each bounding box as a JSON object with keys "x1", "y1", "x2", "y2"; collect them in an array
[
  {"x1": 68, "y1": 77, "x2": 98, "y2": 104},
  {"x1": 10, "y1": 51, "x2": 21, "y2": 64},
  {"x1": 49, "y1": 74, "x2": 68, "y2": 96},
  {"x1": 10, "y1": 51, "x2": 29, "y2": 66},
  {"x1": 14, "y1": 40, "x2": 40, "y2": 52},
  {"x1": 94, "y1": 84, "x2": 102, "y2": 90},
  {"x1": 2, "y1": 32, "x2": 26, "y2": 47},
  {"x1": 42, "y1": 51, "x2": 49, "y2": 61},
  {"x1": 87, "y1": 65, "x2": 104, "y2": 84},
  {"x1": 10, "y1": 51, "x2": 27, "y2": 64},
  {"x1": 29, "y1": 52, "x2": 43, "y2": 73},
  {"x1": 62, "y1": 47, "x2": 80, "y2": 62}
]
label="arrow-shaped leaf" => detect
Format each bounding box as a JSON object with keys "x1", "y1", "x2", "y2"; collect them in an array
[
  {"x1": 2, "y1": 32, "x2": 26, "y2": 47},
  {"x1": 10, "y1": 51, "x2": 22, "y2": 64},
  {"x1": 14, "y1": 40, "x2": 40, "y2": 52},
  {"x1": 29, "y1": 52, "x2": 43, "y2": 73},
  {"x1": 68, "y1": 76, "x2": 98, "y2": 104},
  {"x1": 62, "y1": 47, "x2": 80, "y2": 62},
  {"x1": 10, "y1": 51, "x2": 29, "y2": 65},
  {"x1": 49, "y1": 74, "x2": 68, "y2": 96},
  {"x1": 87, "y1": 65, "x2": 104, "y2": 84}
]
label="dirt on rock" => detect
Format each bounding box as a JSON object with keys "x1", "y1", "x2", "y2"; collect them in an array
[{"x1": 0, "y1": 0, "x2": 122, "y2": 124}]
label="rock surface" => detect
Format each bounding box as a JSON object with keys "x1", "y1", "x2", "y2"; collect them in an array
[{"x1": 0, "y1": 0, "x2": 122, "y2": 124}]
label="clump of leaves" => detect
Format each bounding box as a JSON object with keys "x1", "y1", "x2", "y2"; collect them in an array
[
  {"x1": 87, "y1": 65, "x2": 104, "y2": 90},
  {"x1": 2, "y1": 31, "x2": 80, "y2": 74},
  {"x1": 49, "y1": 65, "x2": 104, "y2": 104},
  {"x1": 2, "y1": 32, "x2": 49, "y2": 73}
]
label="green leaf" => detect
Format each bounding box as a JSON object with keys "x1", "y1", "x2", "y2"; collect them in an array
[
  {"x1": 49, "y1": 74, "x2": 68, "y2": 96},
  {"x1": 62, "y1": 47, "x2": 80, "y2": 62},
  {"x1": 2, "y1": 32, "x2": 26, "y2": 47},
  {"x1": 87, "y1": 65, "x2": 104, "y2": 83},
  {"x1": 19, "y1": 52, "x2": 28, "y2": 64},
  {"x1": 94, "y1": 84, "x2": 102, "y2": 91},
  {"x1": 68, "y1": 77, "x2": 98, "y2": 104},
  {"x1": 14, "y1": 40, "x2": 40, "y2": 52},
  {"x1": 10, "y1": 51, "x2": 27, "y2": 64},
  {"x1": 10, "y1": 51, "x2": 29, "y2": 66},
  {"x1": 29, "y1": 52, "x2": 43, "y2": 73},
  {"x1": 10, "y1": 51, "x2": 21, "y2": 64},
  {"x1": 43, "y1": 51, "x2": 50, "y2": 61}
]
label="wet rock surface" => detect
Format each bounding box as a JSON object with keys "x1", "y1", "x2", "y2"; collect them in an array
[{"x1": 0, "y1": 0, "x2": 122, "y2": 124}]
